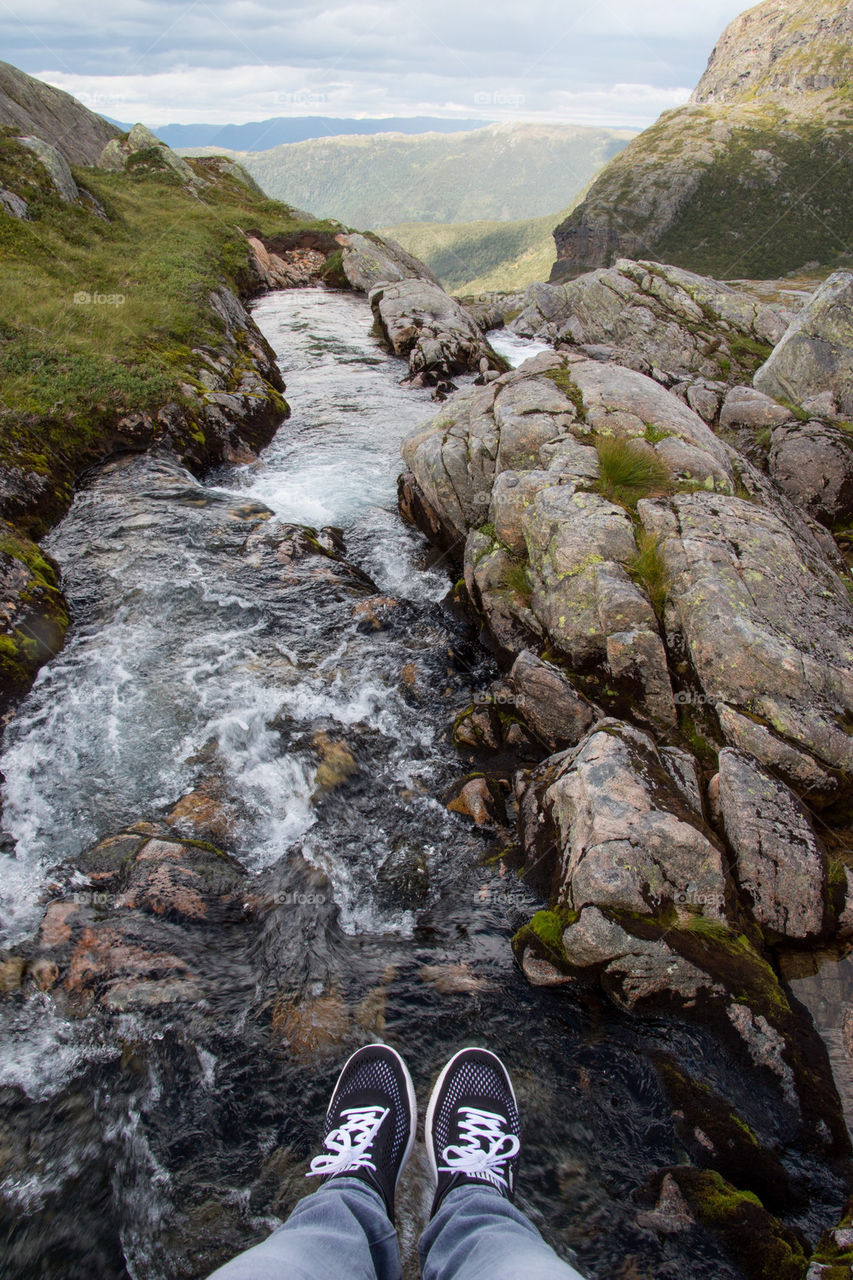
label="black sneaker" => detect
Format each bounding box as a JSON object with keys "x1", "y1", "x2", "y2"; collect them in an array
[
  {"x1": 425, "y1": 1046, "x2": 521, "y2": 1215},
  {"x1": 305, "y1": 1044, "x2": 416, "y2": 1221}
]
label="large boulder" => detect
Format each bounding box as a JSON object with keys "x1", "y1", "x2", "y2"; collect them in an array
[
  {"x1": 510, "y1": 259, "x2": 787, "y2": 381},
  {"x1": 369, "y1": 277, "x2": 501, "y2": 378},
  {"x1": 715, "y1": 748, "x2": 827, "y2": 941},
  {"x1": 640, "y1": 492, "x2": 853, "y2": 800},
  {"x1": 339, "y1": 231, "x2": 441, "y2": 293},
  {"x1": 768, "y1": 418, "x2": 853, "y2": 526},
  {"x1": 754, "y1": 271, "x2": 853, "y2": 417},
  {"x1": 15, "y1": 135, "x2": 79, "y2": 202}
]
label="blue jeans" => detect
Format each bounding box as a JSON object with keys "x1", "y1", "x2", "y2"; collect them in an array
[{"x1": 207, "y1": 1178, "x2": 585, "y2": 1280}]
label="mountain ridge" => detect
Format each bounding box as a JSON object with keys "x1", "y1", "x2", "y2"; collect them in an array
[
  {"x1": 181, "y1": 121, "x2": 635, "y2": 229},
  {"x1": 550, "y1": 0, "x2": 853, "y2": 282}
]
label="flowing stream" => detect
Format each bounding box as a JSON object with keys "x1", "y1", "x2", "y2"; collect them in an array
[{"x1": 0, "y1": 289, "x2": 837, "y2": 1279}]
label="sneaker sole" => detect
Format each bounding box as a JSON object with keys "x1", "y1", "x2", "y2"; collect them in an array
[
  {"x1": 424, "y1": 1046, "x2": 519, "y2": 1187},
  {"x1": 327, "y1": 1043, "x2": 418, "y2": 1194}
]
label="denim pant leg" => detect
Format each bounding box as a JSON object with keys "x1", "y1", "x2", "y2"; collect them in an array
[
  {"x1": 207, "y1": 1178, "x2": 401, "y2": 1280},
  {"x1": 419, "y1": 1186, "x2": 585, "y2": 1280}
]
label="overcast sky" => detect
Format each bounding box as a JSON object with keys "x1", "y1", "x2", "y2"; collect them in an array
[{"x1": 2, "y1": 0, "x2": 752, "y2": 128}]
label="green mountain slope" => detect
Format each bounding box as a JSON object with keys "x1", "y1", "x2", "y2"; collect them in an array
[
  {"x1": 380, "y1": 204, "x2": 576, "y2": 294},
  {"x1": 183, "y1": 122, "x2": 633, "y2": 229},
  {"x1": 552, "y1": 0, "x2": 853, "y2": 282}
]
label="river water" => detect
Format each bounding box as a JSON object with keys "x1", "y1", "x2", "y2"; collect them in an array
[{"x1": 0, "y1": 289, "x2": 840, "y2": 1279}]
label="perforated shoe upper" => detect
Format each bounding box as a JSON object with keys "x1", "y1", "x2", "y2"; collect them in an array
[
  {"x1": 425, "y1": 1047, "x2": 521, "y2": 1216},
  {"x1": 306, "y1": 1044, "x2": 416, "y2": 1222}
]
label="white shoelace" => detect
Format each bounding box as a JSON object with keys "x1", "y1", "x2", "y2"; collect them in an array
[
  {"x1": 306, "y1": 1105, "x2": 389, "y2": 1178},
  {"x1": 438, "y1": 1106, "x2": 520, "y2": 1191}
]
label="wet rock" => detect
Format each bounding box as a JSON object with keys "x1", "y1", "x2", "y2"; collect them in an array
[
  {"x1": 635, "y1": 1172, "x2": 695, "y2": 1234},
  {"x1": 13, "y1": 827, "x2": 251, "y2": 1014},
  {"x1": 0, "y1": 954, "x2": 25, "y2": 993},
  {"x1": 653, "y1": 1055, "x2": 798, "y2": 1213},
  {"x1": 247, "y1": 236, "x2": 326, "y2": 289},
  {"x1": 271, "y1": 986, "x2": 350, "y2": 1059},
  {"x1": 769, "y1": 419, "x2": 853, "y2": 526},
  {"x1": 166, "y1": 785, "x2": 236, "y2": 845},
  {"x1": 352, "y1": 594, "x2": 398, "y2": 630},
  {"x1": 311, "y1": 732, "x2": 358, "y2": 795},
  {"x1": 655, "y1": 1168, "x2": 809, "y2": 1280},
  {"x1": 0, "y1": 518, "x2": 69, "y2": 715},
  {"x1": 717, "y1": 748, "x2": 827, "y2": 941},
  {"x1": 369, "y1": 278, "x2": 501, "y2": 378},
  {"x1": 419, "y1": 962, "x2": 495, "y2": 995},
  {"x1": 445, "y1": 774, "x2": 505, "y2": 826},
  {"x1": 510, "y1": 260, "x2": 785, "y2": 381},
  {"x1": 640, "y1": 492, "x2": 853, "y2": 802},
  {"x1": 508, "y1": 650, "x2": 598, "y2": 751},
  {"x1": 755, "y1": 271, "x2": 853, "y2": 417}
]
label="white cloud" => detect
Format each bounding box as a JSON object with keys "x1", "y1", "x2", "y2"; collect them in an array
[{"x1": 40, "y1": 63, "x2": 693, "y2": 129}]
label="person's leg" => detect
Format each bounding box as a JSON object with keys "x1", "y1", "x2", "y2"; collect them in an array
[
  {"x1": 419, "y1": 1046, "x2": 585, "y2": 1280},
  {"x1": 207, "y1": 1043, "x2": 416, "y2": 1280},
  {"x1": 419, "y1": 1185, "x2": 584, "y2": 1280},
  {"x1": 208, "y1": 1177, "x2": 400, "y2": 1280}
]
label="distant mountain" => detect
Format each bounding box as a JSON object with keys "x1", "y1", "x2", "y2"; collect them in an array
[
  {"x1": 181, "y1": 122, "x2": 634, "y2": 229},
  {"x1": 380, "y1": 203, "x2": 578, "y2": 295},
  {"x1": 551, "y1": 0, "x2": 853, "y2": 282},
  {"x1": 0, "y1": 60, "x2": 120, "y2": 164},
  {"x1": 155, "y1": 116, "x2": 491, "y2": 151}
]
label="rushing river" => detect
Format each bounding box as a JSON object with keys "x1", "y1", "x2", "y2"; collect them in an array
[{"x1": 0, "y1": 290, "x2": 839, "y2": 1279}]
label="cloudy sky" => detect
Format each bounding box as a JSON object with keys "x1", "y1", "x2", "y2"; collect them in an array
[{"x1": 2, "y1": 0, "x2": 751, "y2": 129}]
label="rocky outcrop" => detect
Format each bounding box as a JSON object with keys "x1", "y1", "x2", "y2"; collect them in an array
[
  {"x1": 511, "y1": 717, "x2": 847, "y2": 1152},
  {"x1": 550, "y1": 2, "x2": 853, "y2": 280},
  {"x1": 0, "y1": 60, "x2": 120, "y2": 165},
  {"x1": 754, "y1": 271, "x2": 853, "y2": 417},
  {"x1": 370, "y1": 278, "x2": 502, "y2": 380},
  {"x1": 642, "y1": 491, "x2": 853, "y2": 801},
  {"x1": 511, "y1": 260, "x2": 788, "y2": 381},
  {"x1": 337, "y1": 231, "x2": 503, "y2": 380},
  {"x1": 98, "y1": 123, "x2": 203, "y2": 187}
]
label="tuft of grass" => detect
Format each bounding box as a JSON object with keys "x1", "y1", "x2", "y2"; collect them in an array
[
  {"x1": 594, "y1": 437, "x2": 673, "y2": 509},
  {"x1": 543, "y1": 366, "x2": 586, "y2": 419},
  {"x1": 628, "y1": 529, "x2": 669, "y2": 616}
]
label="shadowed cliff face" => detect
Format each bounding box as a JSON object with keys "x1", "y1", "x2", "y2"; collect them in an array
[{"x1": 551, "y1": 0, "x2": 853, "y2": 283}]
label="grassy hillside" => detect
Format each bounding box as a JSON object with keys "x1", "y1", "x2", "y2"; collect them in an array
[
  {"x1": 0, "y1": 128, "x2": 337, "y2": 534},
  {"x1": 380, "y1": 203, "x2": 577, "y2": 294},
  {"x1": 552, "y1": 103, "x2": 853, "y2": 281},
  {"x1": 183, "y1": 122, "x2": 633, "y2": 229}
]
